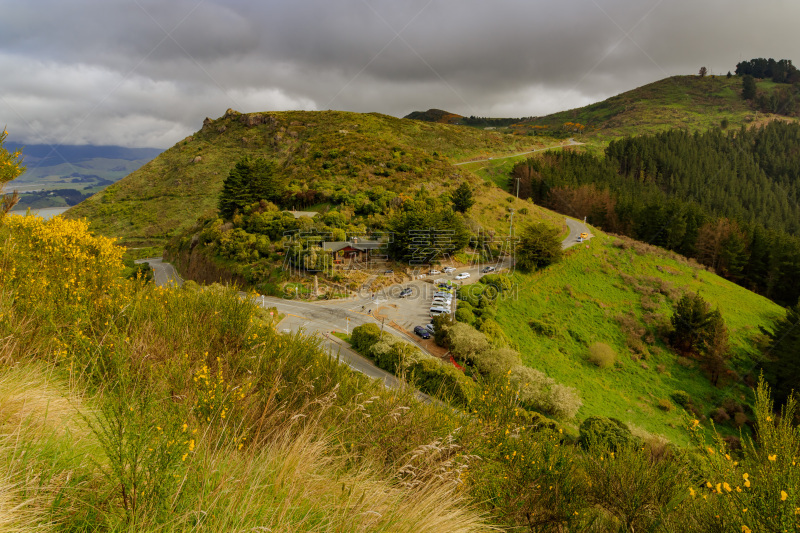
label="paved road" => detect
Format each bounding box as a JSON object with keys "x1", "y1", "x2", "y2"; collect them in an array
[
  {"x1": 142, "y1": 218, "x2": 587, "y2": 399},
  {"x1": 135, "y1": 257, "x2": 183, "y2": 287},
  {"x1": 453, "y1": 138, "x2": 584, "y2": 166},
  {"x1": 562, "y1": 218, "x2": 592, "y2": 250}
]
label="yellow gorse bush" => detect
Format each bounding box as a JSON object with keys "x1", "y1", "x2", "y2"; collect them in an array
[
  {"x1": 0, "y1": 215, "x2": 123, "y2": 307},
  {"x1": 0, "y1": 128, "x2": 25, "y2": 184}
]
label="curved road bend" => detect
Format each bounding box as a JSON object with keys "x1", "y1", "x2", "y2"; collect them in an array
[
  {"x1": 562, "y1": 218, "x2": 592, "y2": 250},
  {"x1": 140, "y1": 216, "x2": 590, "y2": 400},
  {"x1": 138, "y1": 257, "x2": 430, "y2": 400},
  {"x1": 135, "y1": 257, "x2": 183, "y2": 287}
]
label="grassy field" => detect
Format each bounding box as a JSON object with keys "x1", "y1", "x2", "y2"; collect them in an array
[{"x1": 494, "y1": 231, "x2": 783, "y2": 444}]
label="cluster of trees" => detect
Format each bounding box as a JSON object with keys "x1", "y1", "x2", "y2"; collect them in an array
[
  {"x1": 385, "y1": 197, "x2": 471, "y2": 263},
  {"x1": 510, "y1": 122, "x2": 800, "y2": 305},
  {"x1": 735, "y1": 58, "x2": 800, "y2": 83},
  {"x1": 216, "y1": 156, "x2": 482, "y2": 267},
  {"x1": 670, "y1": 293, "x2": 731, "y2": 386},
  {"x1": 460, "y1": 116, "x2": 524, "y2": 128},
  {"x1": 760, "y1": 301, "x2": 800, "y2": 409}
]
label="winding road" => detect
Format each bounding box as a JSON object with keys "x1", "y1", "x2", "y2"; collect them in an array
[{"x1": 137, "y1": 216, "x2": 591, "y2": 397}]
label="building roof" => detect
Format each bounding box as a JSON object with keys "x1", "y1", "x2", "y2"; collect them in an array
[{"x1": 322, "y1": 240, "x2": 383, "y2": 252}]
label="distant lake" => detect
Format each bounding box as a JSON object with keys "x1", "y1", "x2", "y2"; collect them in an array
[{"x1": 9, "y1": 206, "x2": 70, "y2": 219}]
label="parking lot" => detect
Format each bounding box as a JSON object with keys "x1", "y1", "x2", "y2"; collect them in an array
[{"x1": 365, "y1": 263, "x2": 506, "y2": 333}]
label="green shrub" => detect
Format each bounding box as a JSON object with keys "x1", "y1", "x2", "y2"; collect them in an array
[
  {"x1": 480, "y1": 273, "x2": 513, "y2": 292},
  {"x1": 448, "y1": 322, "x2": 490, "y2": 362},
  {"x1": 478, "y1": 318, "x2": 510, "y2": 346},
  {"x1": 657, "y1": 398, "x2": 673, "y2": 411},
  {"x1": 508, "y1": 365, "x2": 583, "y2": 419},
  {"x1": 529, "y1": 318, "x2": 558, "y2": 337},
  {"x1": 578, "y1": 416, "x2": 641, "y2": 451},
  {"x1": 350, "y1": 323, "x2": 381, "y2": 353},
  {"x1": 471, "y1": 347, "x2": 521, "y2": 376},
  {"x1": 671, "y1": 390, "x2": 691, "y2": 408},
  {"x1": 587, "y1": 342, "x2": 616, "y2": 368},
  {"x1": 431, "y1": 313, "x2": 454, "y2": 347},
  {"x1": 455, "y1": 306, "x2": 476, "y2": 325},
  {"x1": 409, "y1": 358, "x2": 477, "y2": 406}
]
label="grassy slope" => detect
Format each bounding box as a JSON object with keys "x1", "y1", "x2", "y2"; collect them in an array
[
  {"x1": 494, "y1": 231, "x2": 783, "y2": 444},
  {"x1": 66, "y1": 110, "x2": 558, "y2": 246},
  {"x1": 523, "y1": 75, "x2": 799, "y2": 144}
]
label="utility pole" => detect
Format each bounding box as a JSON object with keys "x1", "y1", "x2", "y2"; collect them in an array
[
  {"x1": 516, "y1": 176, "x2": 520, "y2": 199},
  {"x1": 509, "y1": 208, "x2": 515, "y2": 237}
]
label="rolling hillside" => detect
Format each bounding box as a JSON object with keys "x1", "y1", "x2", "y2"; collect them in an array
[
  {"x1": 65, "y1": 109, "x2": 559, "y2": 247},
  {"x1": 61, "y1": 82, "x2": 791, "y2": 445},
  {"x1": 520, "y1": 75, "x2": 800, "y2": 142}
]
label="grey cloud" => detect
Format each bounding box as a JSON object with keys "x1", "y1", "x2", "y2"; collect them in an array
[{"x1": 1, "y1": 0, "x2": 799, "y2": 148}]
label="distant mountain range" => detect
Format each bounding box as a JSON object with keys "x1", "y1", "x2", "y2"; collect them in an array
[
  {"x1": 6, "y1": 142, "x2": 162, "y2": 167},
  {"x1": 6, "y1": 141, "x2": 163, "y2": 210}
]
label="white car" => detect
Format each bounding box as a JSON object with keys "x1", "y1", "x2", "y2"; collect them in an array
[
  {"x1": 455, "y1": 272, "x2": 470, "y2": 280},
  {"x1": 432, "y1": 298, "x2": 451, "y2": 307},
  {"x1": 442, "y1": 266, "x2": 456, "y2": 273},
  {"x1": 429, "y1": 269, "x2": 441, "y2": 275}
]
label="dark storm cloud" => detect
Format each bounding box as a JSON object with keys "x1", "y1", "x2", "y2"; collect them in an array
[{"x1": 0, "y1": 0, "x2": 798, "y2": 147}]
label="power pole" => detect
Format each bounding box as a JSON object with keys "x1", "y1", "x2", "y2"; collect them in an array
[
  {"x1": 516, "y1": 176, "x2": 520, "y2": 198},
  {"x1": 509, "y1": 208, "x2": 515, "y2": 237}
]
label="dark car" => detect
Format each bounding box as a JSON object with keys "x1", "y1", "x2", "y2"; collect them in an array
[
  {"x1": 399, "y1": 288, "x2": 413, "y2": 298},
  {"x1": 384, "y1": 269, "x2": 394, "y2": 275},
  {"x1": 414, "y1": 326, "x2": 431, "y2": 339}
]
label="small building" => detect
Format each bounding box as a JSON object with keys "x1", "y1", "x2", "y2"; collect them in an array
[{"x1": 322, "y1": 238, "x2": 384, "y2": 265}]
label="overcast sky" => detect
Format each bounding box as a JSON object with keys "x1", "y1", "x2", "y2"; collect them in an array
[{"x1": 1, "y1": 0, "x2": 798, "y2": 148}]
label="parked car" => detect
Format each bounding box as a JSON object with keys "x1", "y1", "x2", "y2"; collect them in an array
[
  {"x1": 384, "y1": 269, "x2": 394, "y2": 274},
  {"x1": 413, "y1": 325, "x2": 431, "y2": 339},
  {"x1": 429, "y1": 269, "x2": 441, "y2": 275},
  {"x1": 442, "y1": 266, "x2": 456, "y2": 273},
  {"x1": 425, "y1": 323, "x2": 435, "y2": 333},
  {"x1": 580, "y1": 232, "x2": 589, "y2": 239},
  {"x1": 399, "y1": 288, "x2": 413, "y2": 298},
  {"x1": 432, "y1": 298, "x2": 451, "y2": 307},
  {"x1": 455, "y1": 272, "x2": 470, "y2": 280},
  {"x1": 433, "y1": 291, "x2": 453, "y2": 299},
  {"x1": 481, "y1": 266, "x2": 496, "y2": 273},
  {"x1": 429, "y1": 306, "x2": 449, "y2": 316}
]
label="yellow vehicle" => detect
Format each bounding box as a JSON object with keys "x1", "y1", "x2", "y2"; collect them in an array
[{"x1": 580, "y1": 232, "x2": 589, "y2": 239}]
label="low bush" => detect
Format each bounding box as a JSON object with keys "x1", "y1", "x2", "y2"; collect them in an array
[
  {"x1": 409, "y1": 358, "x2": 477, "y2": 406},
  {"x1": 671, "y1": 390, "x2": 691, "y2": 408},
  {"x1": 350, "y1": 323, "x2": 381, "y2": 353},
  {"x1": 529, "y1": 317, "x2": 559, "y2": 337},
  {"x1": 509, "y1": 365, "x2": 583, "y2": 419},
  {"x1": 578, "y1": 416, "x2": 641, "y2": 451},
  {"x1": 587, "y1": 342, "x2": 616, "y2": 368}
]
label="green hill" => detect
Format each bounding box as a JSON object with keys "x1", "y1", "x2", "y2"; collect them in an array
[
  {"x1": 62, "y1": 89, "x2": 789, "y2": 445},
  {"x1": 403, "y1": 108, "x2": 463, "y2": 124},
  {"x1": 518, "y1": 75, "x2": 800, "y2": 142},
  {"x1": 496, "y1": 231, "x2": 782, "y2": 444},
  {"x1": 65, "y1": 109, "x2": 558, "y2": 248}
]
